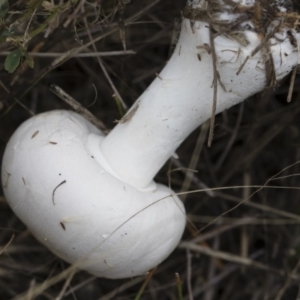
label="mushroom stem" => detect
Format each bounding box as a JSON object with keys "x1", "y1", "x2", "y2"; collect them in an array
[
  {"x1": 101, "y1": 2, "x2": 300, "y2": 189},
  {"x1": 1, "y1": 0, "x2": 300, "y2": 280}
]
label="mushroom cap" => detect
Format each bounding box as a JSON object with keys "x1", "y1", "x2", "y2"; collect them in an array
[{"x1": 1, "y1": 110, "x2": 186, "y2": 279}]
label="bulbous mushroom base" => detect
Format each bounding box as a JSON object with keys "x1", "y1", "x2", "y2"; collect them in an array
[{"x1": 1, "y1": 110, "x2": 186, "y2": 279}]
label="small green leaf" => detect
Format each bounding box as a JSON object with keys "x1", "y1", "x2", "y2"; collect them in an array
[
  {"x1": 25, "y1": 52, "x2": 34, "y2": 68},
  {"x1": 4, "y1": 48, "x2": 22, "y2": 73},
  {"x1": 0, "y1": 0, "x2": 9, "y2": 19},
  {"x1": 113, "y1": 94, "x2": 126, "y2": 117}
]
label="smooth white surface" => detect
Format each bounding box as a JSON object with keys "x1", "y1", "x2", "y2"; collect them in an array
[{"x1": 1, "y1": 111, "x2": 186, "y2": 279}]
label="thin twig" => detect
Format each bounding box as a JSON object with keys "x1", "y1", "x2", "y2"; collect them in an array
[
  {"x1": 0, "y1": 50, "x2": 136, "y2": 57},
  {"x1": 101, "y1": 277, "x2": 145, "y2": 300},
  {"x1": 189, "y1": 215, "x2": 300, "y2": 226},
  {"x1": 24, "y1": 7, "x2": 37, "y2": 41},
  {"x1": 50, "y1": 85, "x2": 108, "y2": 132},
  {"x1": 63, "y1": 0, "x2": 85, "y2": 27},
  {"x1": 11, "y1": 266, "x2": 79, "y2": 300},
  {"x1": 188, "y1": 250, "x2": 264, "y2": 299},
  {"x1": 214, "y1": 103, "x2": 244, "y2": 171},
  {"x1": 207, "y1": 24, "x2": 218, "y2": 147},
  {"x1": 180, "y1": 121, "x2": 209, "y2": 200},
  {"x1": 215, "y1": 191, "x2": 300, "y2": 221},
  {"x1": 0, "y1": 79, "x2": 35, "y2": 117},
  {"x1": 0, "y1": 234, "x2": 15, "y2": 255},
  {"x1": 190, "y1": 217, "x2": 253, "y2": 244},
  {"x1": 186, "y1": 249, "x2": 194, "y2": 300},
  {"x1": 171, "y1": 157, "x2": 215, "y2": 197},
  {"x1": 240, "y1": 172, "x2": 251, "y2": 273},
  {"x1": 179, "y1": 242, "x2": 300, "y2": 281},
  {"x1": 220, "y1": 106, "x2": 300, "y2": 184},
  {"x1": 134, "y1": 268, "x2": 156, "y2": 300},
  {"x1": 62, "y1": 276, "x2": 96, "y2": 297},
  {"x1": 204, "y1": 236, "x2": 219, "y2": 300},
  {"x1": 12, "y1": 0, "x2": 160, "y2": 109},
  {"x1": 82, "y1": 10, "x2": 128, "y2": 111},
  {"x1": 287, "y1": 66, "x2": 298, "y2": 102},
  {"x1": 55, "y1": 268, "x2": 76, "y2": 300},
  {"x1": 275, "y1": 258, "x2": 300, "y2": 300}
]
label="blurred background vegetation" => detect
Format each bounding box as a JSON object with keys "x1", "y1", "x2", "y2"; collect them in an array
[{"x1": 0, "y1": 0, "x2": 300, "y2": 299}]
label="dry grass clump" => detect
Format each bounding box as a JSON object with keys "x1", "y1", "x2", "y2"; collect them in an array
[{"x1": 0, "y1": 1, "x2": 300, "y2": 299}]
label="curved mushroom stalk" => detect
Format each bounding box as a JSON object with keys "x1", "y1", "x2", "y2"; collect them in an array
[
  {"x1": 1, "y1": 0, "x2": 300, "y2": 279},
  {"x1": 101, "y1": 1, "x2": 300, "y2": 189}
]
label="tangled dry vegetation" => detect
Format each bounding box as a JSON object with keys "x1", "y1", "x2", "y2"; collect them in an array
[{"x1": 0, "y1": 0, "x2": 300, "y2": 299}]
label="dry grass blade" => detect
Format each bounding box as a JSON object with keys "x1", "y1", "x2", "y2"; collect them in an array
[
  {"x1": 0, "y1": 50, "x2": 136, "y2": 57},
  {"x1": 0, "y1": 1, "x2": 300, "y2": 299},
  {"x1": 189, "y1": 215, "x2": 300, "y2": 225},
  {"x1": 175, "y1": 272, "x2": 184, "y2": 300},
  {"x1": 14, "y1": 0, "x2": 161, "y2": 106},
  {"x1": 180, "y1": 121, "x2": 209, "y2": 200},
  {"x1": 275, "y1": 258, "x2": 300, "y2": 300},
  {"x1": 287, "y1": 66, "x2": 298, "y2": 102},
  {"x1": 82, "y1": 12, "x2": 128, "y2": 112},
  {"x1": 186, "y1": 249, "x2": 194, "y2": 300},
  {"x1": 55, "y1": 268, "x2": 76, "y2": 300},
  {"x1": 11, "y1": 266, "x2": 78, "y2": 300},
  {"x1": 171, "y1": 157, "x2": 215, "y2": 197},
  {"x1": 207, "y1": 22, "x2": 218, "y2": 147},
  {"x1": 179, "y1": 242, "x2": 299, "y2": 281},
  {"x1": 50, "y1": 85, "x2": 108, "y2": 131},
  {"x1": 62, "y1": 276, "x2": 96, "y2": 297},
  {"x1": 215, "y1": 191, "x2": 300, "y2": 221},
  {"x1": 214, "y1": 103, "x2": 244, "y2": 171},
  {"x1": 134, "y1": 268, "x2": 156, "y2": 300},
  {"x1": 100, "y1": 277, "x2": 145, "y2": 300},
  {"x1": 0, "y1": 234, "x2": 14, "y2": 255}
]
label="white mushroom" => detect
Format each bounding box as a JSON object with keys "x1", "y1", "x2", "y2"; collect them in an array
[
  {"x1": 1, "y1": 0, "x2": 299, "y2": 279},
  {"x1": 2, "y1": 111, "x2": 185, "y2": 278}
]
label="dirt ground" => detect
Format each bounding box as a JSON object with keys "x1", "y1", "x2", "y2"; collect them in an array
[{"x1": 0, "y1": 1, "x2": 300, "y2": 299}]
